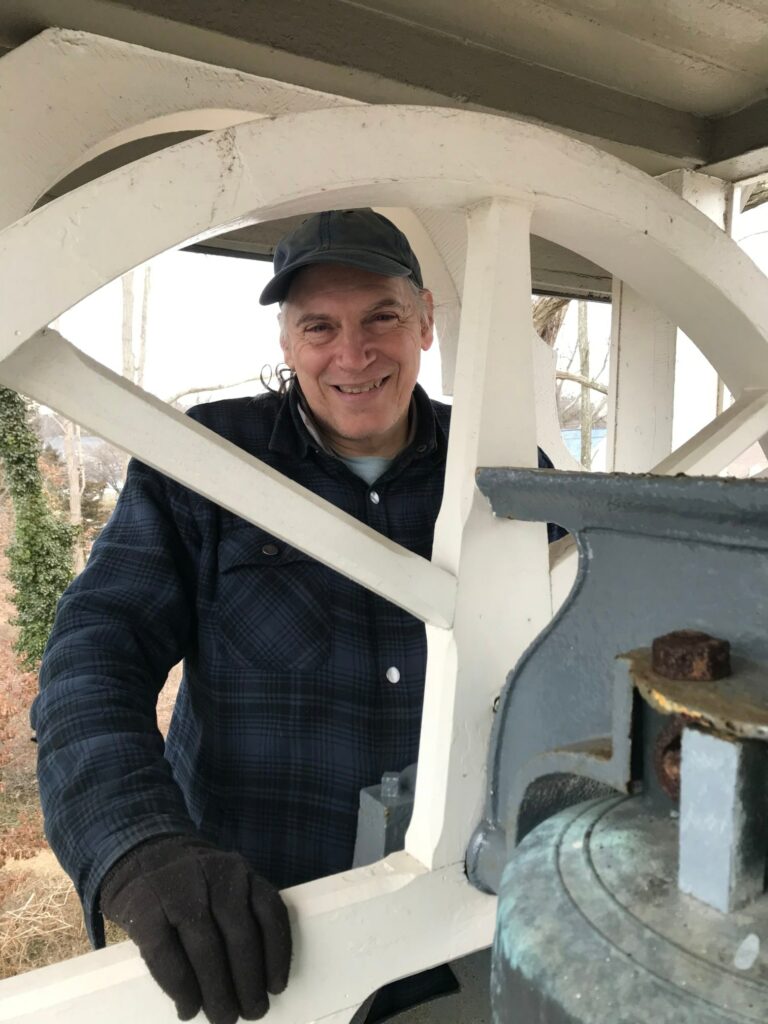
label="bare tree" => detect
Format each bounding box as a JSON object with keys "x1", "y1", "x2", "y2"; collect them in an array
[
  {"x1": 166, "y1": 376, "x2": 263, "y2": 408},
  {"x1": 539, "y1": 298, "x2": 610, "y2": 448},
  {"x1": 90, "y1": 440, "x2": 129, "y2": 496},
  {"x1": 119, "y1": 267, "x2": 152, "y2": 476},
  {"x1": 121, "y1": 272, "x2": 136, "y2": 385},
  {"x1": 121, "y1": 267, "x2": 151, "y2": 387},
  {"x1": 43, "y1": 320, "x2": 88, "y2": 569},
  {"x1": 577, "y1": 301, "x2": 593, "y2": 469},
  {"x1": 532, "y1": 295, "x2": 569, "y2": 347},
  {"x1": 53, "y1": 415, "x2": 87, "y2": 571},
  {"x1": 137, "y1": 265, "x2": 150, "y2": 390}
]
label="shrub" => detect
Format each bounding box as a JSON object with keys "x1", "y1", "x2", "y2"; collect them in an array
[{"x1": 0, "y1": 389, "x2": 73, "y2": 667}]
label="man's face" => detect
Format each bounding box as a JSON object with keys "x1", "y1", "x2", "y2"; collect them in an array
[{"x1": 280, "y1": 264, "x2": 434, "y2": 458}]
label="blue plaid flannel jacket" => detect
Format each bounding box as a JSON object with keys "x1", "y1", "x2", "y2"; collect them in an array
[{"x1": 33, "y1": 382, "x2": 558, "y2": 946}]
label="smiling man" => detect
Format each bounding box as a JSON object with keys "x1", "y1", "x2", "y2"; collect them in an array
[{"x1": 267, "y1": 208, "x2": 435, "y2": 462}]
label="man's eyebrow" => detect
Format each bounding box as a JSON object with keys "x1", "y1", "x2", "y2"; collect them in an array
[
  {"x1": 294, "y1": 310, "x2": 332, "y2": 328},
  {"x1": 293, "y1": 297, "x2": 407, "y2": 327},
  {"x1": 364, "y1": 297, "x2": 408, "y2": 314}
]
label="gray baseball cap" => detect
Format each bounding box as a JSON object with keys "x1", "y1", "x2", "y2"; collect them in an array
[{"x1": 259, "y1": 208, "x2": 423, "y2": 305}]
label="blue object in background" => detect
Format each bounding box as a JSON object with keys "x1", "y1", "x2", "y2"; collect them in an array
[{"x1": 561, "y1": 427, "x2": 607, "y2": 463}]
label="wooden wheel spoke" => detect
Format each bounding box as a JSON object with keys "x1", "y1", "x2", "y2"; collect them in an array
[{"x1": 653, "y1": 388, "x2": 768, "y2": 476}]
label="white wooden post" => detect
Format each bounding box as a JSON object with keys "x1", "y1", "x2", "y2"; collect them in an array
[{"x1": 406, "y1": 198, "x2": 553, "y2": 870}]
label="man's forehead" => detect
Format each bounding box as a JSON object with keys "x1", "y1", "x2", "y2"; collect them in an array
[{"x1": 283, "y1": 264, "x2": 410, "y2": 310}]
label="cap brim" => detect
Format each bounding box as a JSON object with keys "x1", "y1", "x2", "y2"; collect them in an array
[{"x1": 259, "y1": 250, "x2": 413, "y2": 305}]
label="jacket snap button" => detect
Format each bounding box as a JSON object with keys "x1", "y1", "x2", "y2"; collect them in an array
[
  {"x1": 261, "y1": 543, "x2": 279, "y2": 556},
  {"x1": 386, "y1": 666, "x2": 401, "y2": 684},
  {"x1": 369, "y1": 491, "x2": 380, "y2": 505}
]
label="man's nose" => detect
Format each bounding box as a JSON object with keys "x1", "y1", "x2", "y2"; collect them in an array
[{"x1": 335, "y1": 325, "x2": 375, "y2": 370}]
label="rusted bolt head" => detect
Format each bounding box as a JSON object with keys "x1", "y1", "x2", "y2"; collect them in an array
[{"x1": 651, "y1": 630, "x2": 731, "y2": 682}]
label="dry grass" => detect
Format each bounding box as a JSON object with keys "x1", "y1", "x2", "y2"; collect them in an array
[
  {"x1": 0, "y1": 807, "x2": 45, "y2": 865},
  {"x1": 1, "y1": 859, "x2": 128, "y2": 980},
  {"x1": 0, "y1": 867, "x2": 88, "y2": 979}
]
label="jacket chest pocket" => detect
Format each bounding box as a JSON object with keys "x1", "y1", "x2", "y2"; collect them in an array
[{"x1": 215, "y1": 528, "x2": 331, "y2": 672}]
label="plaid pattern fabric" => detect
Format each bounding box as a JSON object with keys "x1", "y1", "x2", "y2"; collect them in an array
[{"x1": 33, "y1": 383, "x2": 559, "y2": 946}]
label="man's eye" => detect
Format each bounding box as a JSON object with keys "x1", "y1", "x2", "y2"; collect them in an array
[
  {"x1": 305, "y1": 323, "x2": 330, "y2": 334},
  {"x1": 367, "y1": 313, "x2": 400, "y2": 330}
]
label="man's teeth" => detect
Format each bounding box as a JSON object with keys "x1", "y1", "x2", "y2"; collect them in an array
[{"x1": 337, "y1": 379, "x2": 385, "y2": 394}]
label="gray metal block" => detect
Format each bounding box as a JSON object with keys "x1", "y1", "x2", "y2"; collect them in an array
[
  {"x1": 353, "y1": 764, "x2": 417, "y2": 868},
  {"x1": 679, "y1": 728, "x2": 768, "y2": 913}
]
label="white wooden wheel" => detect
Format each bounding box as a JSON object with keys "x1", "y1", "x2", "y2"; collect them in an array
[{"x1": 3, "y1": 99, "x2": 768, "y2": 1024}]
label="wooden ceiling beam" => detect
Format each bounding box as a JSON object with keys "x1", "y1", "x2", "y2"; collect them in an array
[{"x1": 0, "y1": 0, "x2": 707, "y2": 169}]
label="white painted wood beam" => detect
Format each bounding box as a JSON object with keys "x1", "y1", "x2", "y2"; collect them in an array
[
  {"x1": 0, "y1": 854, "x2": 496, "y2": 1024},
  {"x1": 0, "y1": 28, "x2": 356, "y2": 228},
  {"x1": 653, "y1": 388, "x2": 768, "y2": 476},
  {"x1": 0, "y1": 330, "x2": 456, "y2": 628},
  {"x1": 658, "y1": 169, "x2": 729, "y2": 231},
  {"x1": 407, "y1": 199, "x2": 552, "y2": 870}
]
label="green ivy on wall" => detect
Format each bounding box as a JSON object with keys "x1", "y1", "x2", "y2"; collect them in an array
[{"x1": 0, "y1": 388, "x2": 73, "y2": 667}]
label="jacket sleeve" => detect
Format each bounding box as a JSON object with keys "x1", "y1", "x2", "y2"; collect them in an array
[
  {"x1": 536, "y1": 446, "x2": 568, "y2": 543},
  {"x1": 32, "y1": 458, "x2": 203, "y2": 947}
]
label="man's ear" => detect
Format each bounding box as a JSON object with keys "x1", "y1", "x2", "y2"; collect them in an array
[
  {"x1": 278, "y1": 311, "x2": 295, "y2": 368},
  {"x1": 420, "y1": 290, "x2": 435, "y2": 352}
]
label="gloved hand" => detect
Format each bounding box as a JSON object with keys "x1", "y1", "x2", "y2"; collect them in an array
[{"x1": 100, "y1": 835, "x2": 291, "y2": 1024}]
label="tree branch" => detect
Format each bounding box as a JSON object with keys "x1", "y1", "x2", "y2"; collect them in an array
[
  {"x1": 166, "y1": 376, "x2": 263, "y2": 406},
  {"x1": 532, "y1": 296, "x2": 569, "y2": 346},
  {"x1": 556, "y1": 371, "x2": 608, "y2": 394}
]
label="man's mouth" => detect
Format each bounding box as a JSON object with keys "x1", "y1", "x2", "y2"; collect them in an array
[{"x1": 332, "y1": 376, "x2": 388, "y2": 394}]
